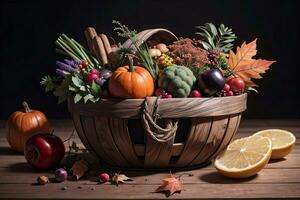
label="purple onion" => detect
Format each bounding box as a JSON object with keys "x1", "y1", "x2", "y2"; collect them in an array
[
  {"x1": 96, "y1": 77, "x2": 106, "y2": 86},
  {"x1": 55, "y1": 168, "x2": 68, "y2": 182},
  {"x1": 100, "y1": 69, "x2": 112, "y2": 79}
]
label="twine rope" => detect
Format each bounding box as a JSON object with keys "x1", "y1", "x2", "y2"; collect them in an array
[{"x1": 142, "y1": 97, "x2": 178, "y2": 142}]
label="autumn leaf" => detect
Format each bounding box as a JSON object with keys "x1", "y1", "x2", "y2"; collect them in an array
[
  {"x1": 70, "y1": 159, "x2": 89, "y2": 180},
  {"x1": 155, "y1": 176, "x2": 184, "y2": 197},
  {"x1": 111, "y1": 173, "x2": 132, "y2": 186},
  {"x1": 228, "y1": 39, "x2": 275, "y2": 86}
]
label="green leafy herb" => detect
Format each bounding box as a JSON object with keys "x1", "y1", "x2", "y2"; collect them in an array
[
  {"x1": 195, "y1": 23, "x2": 237, "y2": 53},
  {"x1": 215, "y1": 55, "x2": 232, "y2": 77},
  {"x1": 40, "y1": 76, "x2": 59, "y2": 92},
  {"x1": 112, "y1": 20, "x2": 158, "y2": 80},
  {"x1": 186, "y1": 65, "x2": 210, "y2": 78},
  {"x1": 90, "y1": 81, "x2": 102, "y2": 97},
  {"x1": 53, "y1": 76, "x2": 72, "y2": 104}
]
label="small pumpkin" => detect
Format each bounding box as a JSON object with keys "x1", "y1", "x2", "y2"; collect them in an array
[
  {"x1": 6, "y1": 102, "x2": 52, "y2": 153},
  {"x1": 108, "y1": 58, "x2": 154, "y2": 98}
]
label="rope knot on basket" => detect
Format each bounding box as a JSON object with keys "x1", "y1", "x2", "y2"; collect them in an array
[{"x1": 142, "y1": 97, "x2": 178, "y2": 143}]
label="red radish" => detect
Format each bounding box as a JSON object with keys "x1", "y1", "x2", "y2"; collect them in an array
[
  {"x1": 189, "y1": 90, "x2": 202, "y2": 98},
  {"x1": 24, "y1": 133, "x2": 65, "y2": 169},
  {"x1": 90, "y1": 69, "x2": 100, "y2": 75},
  {"x1": 85, "y1": 73, "x2": 99, "y2": 84}
]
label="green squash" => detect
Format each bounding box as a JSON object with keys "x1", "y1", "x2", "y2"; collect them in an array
[{"x1": 158, "y1": 65, "x2": 196, "y2": 97}]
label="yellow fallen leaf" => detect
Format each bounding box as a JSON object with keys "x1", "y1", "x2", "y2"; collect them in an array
[{"x1": 111, "y1": 173, "x2": 132, "y2": 185}]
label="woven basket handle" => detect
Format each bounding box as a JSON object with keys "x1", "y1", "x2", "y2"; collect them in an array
[{"x1": 142, "y1": 97, "x2": 178, "y2": 143}]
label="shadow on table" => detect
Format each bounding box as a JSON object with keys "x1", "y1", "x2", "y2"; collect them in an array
[
  {"x1": 5, "y1": 162, "x2": 48, "y2": 173},
  {"x1": 0, "y1": 146, "x2": 21, "y2": 155},
  {"x1": 199, "y1": 171, "x2": 257, "y2": 184},
  {"x1": 269, "y1": 158, "x2": 286, "y2": 163}
]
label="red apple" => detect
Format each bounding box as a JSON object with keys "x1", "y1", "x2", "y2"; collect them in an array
[{"x1": 24, "y1": 133, "x2": 65, "y2": 169}]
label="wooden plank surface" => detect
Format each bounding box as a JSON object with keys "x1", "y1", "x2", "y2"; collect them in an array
[{"x1": 0, "y1": 119, "x2": 299, "y2": 199}]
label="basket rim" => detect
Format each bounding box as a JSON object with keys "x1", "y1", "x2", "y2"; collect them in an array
[{"x1": 68, "y1": 93, "x2": 247, "y2": 119}]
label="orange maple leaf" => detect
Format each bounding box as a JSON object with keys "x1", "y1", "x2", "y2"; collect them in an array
[
  {"x1": 155, "y1": 177, "x2": 184, "y2": 197},
  {"x1": 228, "y1": 39, "x2": 275, "y2": 86}
]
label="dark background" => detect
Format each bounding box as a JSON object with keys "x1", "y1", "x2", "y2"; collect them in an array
[{"x1": 0, "y1": 0, "x2": 299, "y2": 119}]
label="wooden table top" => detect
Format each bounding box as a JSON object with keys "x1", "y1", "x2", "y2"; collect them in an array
[{"x1": 0, "y1": 119, "x2": 299, "y2": 199}]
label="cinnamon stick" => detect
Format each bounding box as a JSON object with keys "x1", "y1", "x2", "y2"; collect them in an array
[
  {"x1": 99, "y1": 34, "x2": 112, "y2": 55},
  {"x1": 84, "y1": 27, "x2": 97, "y2": 54},
  {"x1": 92, "y1": 36, "x2": 108, "y2": 65}
]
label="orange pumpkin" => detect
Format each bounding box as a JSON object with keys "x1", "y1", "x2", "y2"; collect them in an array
[
  {"x1": 108, "y1": 60, "x2": 154, "y2": 98},
  {"x1": 6, "y1": 101, "x2": 52, "y2": 153}
]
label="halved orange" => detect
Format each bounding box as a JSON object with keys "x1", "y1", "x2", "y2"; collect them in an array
[
  {"x1": 253, "y1": 129, "x2": 296, "y2": 159},
  {"x1": 214, "y1": 135, "x2": 272, "y2": 178}
]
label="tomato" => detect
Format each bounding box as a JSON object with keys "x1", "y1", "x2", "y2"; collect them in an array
[
  {"x1": 82, "y1": 60, "x2": 89, "y2": 67},
  {"x1": 227, "y1": 77, "x2": 245, "y2": 92}
]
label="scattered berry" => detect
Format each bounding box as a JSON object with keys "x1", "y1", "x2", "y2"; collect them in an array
[
  {"x1": 37, "y1": 176, "x2": 49, "y2": 185},
  {"x1": 82, "y1": 60, "x2": 89, "y2": 67},
  {"x1": 99, "y1": 173, "x2": 110, "y2": 183},
  {"x1": 55, "y1": 168, "x2": 68, "y2": 182},
  {"x1": 226, "y1": 91, "x2": 234, "y2": 96},
  {"x1": 223, "y1": 83, "x2": 230, "y2": 92},
  {"x1": 164, "y1": 94, "x2": 173, "y2": 98},
  {"x1": 155, "y1": 88, "x2": 166, "y2": 97},
  {"x1": 189, "y1": 90, "x2": 202, "y2": 98}
]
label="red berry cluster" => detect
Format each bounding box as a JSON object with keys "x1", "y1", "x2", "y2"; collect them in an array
[
  {"x1": 219, "y1": 77, "x2": 245, "y2": 97},
  {"x1": 155, "y1": 88, "x2": 173, "y2": 98},
  {"x1": 79, "y1": 60, "x2": 89, "y2": 74}
]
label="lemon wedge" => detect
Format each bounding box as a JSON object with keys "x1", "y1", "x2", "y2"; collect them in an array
[
  {"x1": 253, "y1": 129, "x2": 296, "y2": 159},
  {"x1": 214, "y1": 135, "x2": 272, "y2": 178}
]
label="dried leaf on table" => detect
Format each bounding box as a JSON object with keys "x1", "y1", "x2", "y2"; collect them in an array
[
  {"x1": 36, "y1": 176, "x2": 49, "y2": 185},
  {"x1": 155, "y1": 176, "x2": 184, "y2": 197},
  {"x1": 228, "y1": 39, "x2": 275, "y2": 86},
  {"x1": 111, "y1": 173, "x2": 133, "y2": 185},
  {"x1": 70, "y1": 159, "x2": 89, "y2": 180}
]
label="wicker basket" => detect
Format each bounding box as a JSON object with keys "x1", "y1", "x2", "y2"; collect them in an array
[
  {"x1": 68, "y1": 28, "x2": 247, "y2": 169},
  {"x1": 68, "y1": 94, "x2": 247, "y2": 169}
]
